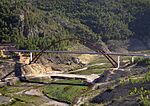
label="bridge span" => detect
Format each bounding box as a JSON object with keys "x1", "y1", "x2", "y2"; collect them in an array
[
  {"x1": 4, "y1": 49, "x2": 150, "y2": 57},
  {"x1": 3, "y1": 49, "x2": 150, "y2": 69}
]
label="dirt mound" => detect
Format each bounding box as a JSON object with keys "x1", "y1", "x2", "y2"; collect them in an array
[{"x1": 22, "y1": 64, "x2": 52, "y2": 75}]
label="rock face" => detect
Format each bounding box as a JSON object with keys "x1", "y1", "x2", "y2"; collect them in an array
[
  {"x1": 0, "y1": 82, "x2": 7, "y2": 87},
  {"x1": 3, "y1": 77, "x2": 20, "y2": 86},
  {"x1": 24, "y1": 89, "x2": 43, "y2": 96},
  {"x1": 91, "y1": 82, "x2": 149, "y2": 106},
  {"x1": 0, "y1": 96, "x2": 12, "y2": 105},
  {"x1": 0, "y1": 61, "x2": 16, "y2": 79},
  {"x1": 94, "y1": 67, "x2": 148, "y2": 83},
  {"x1": 22, "y1": 63, "x2": 52, "y2": 75}
]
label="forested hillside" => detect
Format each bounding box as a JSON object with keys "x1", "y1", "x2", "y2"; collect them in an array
[{"x1": 0, "y1": 0, "x2": 150, "y2": 51}]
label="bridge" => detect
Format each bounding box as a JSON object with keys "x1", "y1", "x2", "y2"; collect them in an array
[
  {"x1": 2, "y1": 37, "x2": 150, "y2": 68},
  {"x1": 4, "y1": 49, "x2": 150, "y2": 69},
  {"x1": 1, "y1": 49, "x2": 150, "y2": 84},
  {"x1": 1, "y1": 37, "x2": 150, "y2": 84}
]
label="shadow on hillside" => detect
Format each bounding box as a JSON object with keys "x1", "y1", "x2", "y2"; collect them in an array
[{"x1": 128, "y1": 9, "x2": 150, "y2": 51}]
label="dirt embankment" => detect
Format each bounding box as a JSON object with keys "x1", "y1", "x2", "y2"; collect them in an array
[{"x1": 22, "y1": 63, "x2": 52, "y2": 75}]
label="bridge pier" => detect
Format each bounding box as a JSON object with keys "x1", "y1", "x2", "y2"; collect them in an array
[
  {"x1": 117, "y1": 56, "x2": 120, "y2": 69},
  {"x1": 30, "y1": 52, "x2": 33, "y2": 62},
  {"x1": 131, "y1": 56, "x2": 135, "y2": 63}
]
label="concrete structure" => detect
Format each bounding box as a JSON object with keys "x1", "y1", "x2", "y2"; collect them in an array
[
  {"x1": 26, "y1": 73, "x2": 100, "y2": 83},
  {"x1": 30, "y1": 52, "x2": 33, "y2": 62},
  {"x1": 117, "y1": 56, "x2": 120, "y2": 69}
]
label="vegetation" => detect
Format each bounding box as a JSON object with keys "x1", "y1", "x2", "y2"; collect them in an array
[
  {"x1": 0, "y1": 81, "x2": 49, "y2": 106},
  {"x1": 130, "y1": 87, "x2": 150, "y2": 106},
  {"x1": 0, "y1": 86, "x2": 24, "y2": 95},
  {"x1": 72, "y1": 69, "x2": 105, "y2": 75},
  {"x1": 0, "y1": 61, "x2": 3, "y2": 64},
  {"x1": 11, "y1": 95, "x2": 44, "y2": 106},
  {"x1": 43, "y1": 79, "x2": 88, "y2": 103},
  {"x1": 134, "y1": 57, "x2": 150, "y2": 67},
  {"x1": 0, "y1": 0, "x2": 73, "y2": 50},
  {"x1": 0, "y1": 0, "x2": 150, "y2": 105},
  {"x1": 128, "y1": 58, "x2": 150, "y2": 106},
  {"x1": 0, "y1": 0, "x2": 150, "y2": 50},
  {"x1": 72, "y1": 64, "x2": 111, "y2": 75}
]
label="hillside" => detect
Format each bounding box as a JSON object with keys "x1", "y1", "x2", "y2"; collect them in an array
[
  {"x1": 1, "y1": 1, "x2": 150, "y2": 106},
  {"x1": 0, "y1": 0, "x2": 150, "y2": 51}
]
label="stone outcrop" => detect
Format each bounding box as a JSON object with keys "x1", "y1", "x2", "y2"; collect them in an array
[
  {"x1": 0, "y1": 96, "x2": 12, "y2": 105},
  {"x1": 0, "y1": 61, "x2": 16, "y2": 79}
]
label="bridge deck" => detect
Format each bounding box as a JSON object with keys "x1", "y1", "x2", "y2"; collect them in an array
[{"x1": 4, "y1": 50, "x2": 150, "y2": 57}]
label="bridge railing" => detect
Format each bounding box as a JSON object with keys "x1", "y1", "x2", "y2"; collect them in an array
[{"x1": 4, "y1": 50, "x2": 150, "y2": 56}]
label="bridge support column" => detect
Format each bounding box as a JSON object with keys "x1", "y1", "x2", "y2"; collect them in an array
[
  {"x1": 117, "y1": 56, "x2": 120, "y2": 69},
  {"x1": 131, "y1": 56, "x2": 135, "y2": 63},
  {"x1": 30, "y1": 52, "x2": 33, "y2": 62}
]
